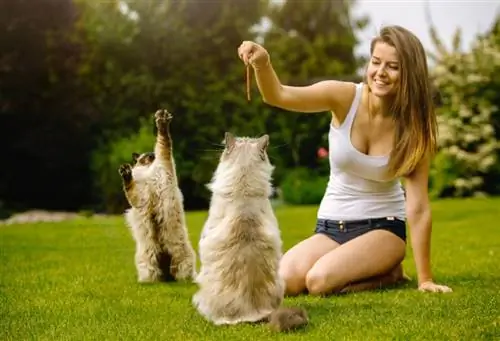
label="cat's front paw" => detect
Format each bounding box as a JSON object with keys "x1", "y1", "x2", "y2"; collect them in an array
[
  {"x1": 155, "y1": 109, "x2": 173, "y2": 134},
  {"x1": 118, "y1": 164, "x2": 133, "y2": 182}
]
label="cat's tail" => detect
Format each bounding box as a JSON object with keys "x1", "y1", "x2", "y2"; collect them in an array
[{"x1": 266, "y1": 306, "x2": 309, "y2": 332}]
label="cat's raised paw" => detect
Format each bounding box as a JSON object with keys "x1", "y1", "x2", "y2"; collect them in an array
[
  {"x1": 119, "y1": 164, "x2": 133, "y2": 182},
  {"x1": 155, "y1": 109, "x2": 173, "y2": 126}
]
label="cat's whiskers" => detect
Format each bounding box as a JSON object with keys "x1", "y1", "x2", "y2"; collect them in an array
[
  {"x1": 197, "y1": 149, "x2": 224, "y2": 153},
  {"x1": 268, "y1": 143, "x2": 289, "y2": 150},
  {"x1": 209, "y1": 142, "x2": 226, "y2": 147},
  {"x1": 267, "y1": 155, "x2": 278, "y2": 162}
]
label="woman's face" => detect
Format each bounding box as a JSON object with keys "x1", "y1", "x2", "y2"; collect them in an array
[{"x1": 366, "y1": 42, "x2": 401, "y2": 98}]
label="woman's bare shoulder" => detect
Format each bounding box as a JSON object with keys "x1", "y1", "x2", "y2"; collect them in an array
[{"x1": 323, "y1": 80, "x2": 359, "y2": 123}]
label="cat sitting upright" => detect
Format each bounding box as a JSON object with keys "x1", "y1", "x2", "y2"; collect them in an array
[
  {"x1": 192, "y1": 132, "x2": 308, "y2": 332},
  {"x1": 118, "y1": 109, "x2": 197, "y2": 283}
]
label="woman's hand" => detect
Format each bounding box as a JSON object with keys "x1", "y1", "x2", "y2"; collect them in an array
[
  {"x1": 237, "y1": 41, "x2": 271, "y2": 69},
  {"x1": 418, "y1": 280, "x2": 453, "y2": 293}
]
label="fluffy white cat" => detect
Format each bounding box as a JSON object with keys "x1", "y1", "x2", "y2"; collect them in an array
[{"x1": 192, "y1": 132, "x2": 308, "y2": 332}]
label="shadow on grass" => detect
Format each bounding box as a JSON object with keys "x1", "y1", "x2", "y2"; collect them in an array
[{"x1": 279, "y1": 282, "x2": 419, "y2": 325}]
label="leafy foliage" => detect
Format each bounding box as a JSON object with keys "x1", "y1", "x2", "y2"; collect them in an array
[
  {"x1": 428, "y1": 16, "x2": 500, "y2": 197},
  {"x1": 0, "y1": 0, "x2": 97, "y2": 211},
  {"x1": 280, "y1": 167, "x2": 329, "y2": 205},
  {"x1": 90, "y1": 116, "x2": 156, "y2": 213}
]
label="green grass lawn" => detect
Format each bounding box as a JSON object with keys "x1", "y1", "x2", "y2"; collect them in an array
[{"x1": 1, "y1": 198, "x2": 499, "y2": 341}]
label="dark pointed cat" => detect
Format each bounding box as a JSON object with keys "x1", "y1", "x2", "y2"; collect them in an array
[{"x1": 118, "y1": 109, "x2": 196, "y2": 283}]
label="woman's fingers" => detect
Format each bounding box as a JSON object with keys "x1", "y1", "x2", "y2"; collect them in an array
[
  {"x1": 238, "y1": 41, "x2": 256, "y2": 66},
  {"x1": 238, "y1": 40, "x2": 269, "y2": 69},
  {"x1": 418, "y1": 281, "x2": 453, "y2": 293}
]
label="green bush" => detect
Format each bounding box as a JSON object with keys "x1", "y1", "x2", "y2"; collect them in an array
[
  {"x1": 280, "y1": 167, "x2": 328, "y2": 205},
  {"x1": 428, "y1": 19, "x2": 500, "y2": 198},
  {"x1": 0, "y1": 200, "x2": 11, "y2": 220},
  {"x1": 429, "y1": 152, "x2": 464, "y2": 199},
  {"x1": 90, "y1": 117, "x2": 156, "y2": 213}
]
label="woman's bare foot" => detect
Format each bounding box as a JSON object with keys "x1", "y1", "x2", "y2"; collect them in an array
[{"x1": 339, "y1": 263, "x2": 411, "y2": 294}]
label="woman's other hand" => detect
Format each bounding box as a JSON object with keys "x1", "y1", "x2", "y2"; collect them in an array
[{"x1": 418, "y1": 280, "x2": 453, "y2": 293}]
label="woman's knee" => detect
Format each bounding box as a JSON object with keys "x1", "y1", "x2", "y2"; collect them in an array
[
  {"x1": 280, "y1": 269, "x2": 305, "y2": 296},
  {"x1": 279, "y1": 261, "x2": 306, "y2": 296},
  {"x1": 305, "y1": 267, "x2": 344, "y2": 295},
  {"x1": 279, "y1": 234, "x2": 339, "y2": 296}
]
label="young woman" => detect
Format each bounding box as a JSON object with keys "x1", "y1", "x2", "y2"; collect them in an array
[{"x1": 237, "y1": 25, "x2": 452, "y2": 295}]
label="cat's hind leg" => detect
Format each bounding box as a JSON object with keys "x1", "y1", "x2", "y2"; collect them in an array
[
  {"x1": 171, "y1": 241, "x2": 197, "y2": 281},
  {"x1": 158, "y1": 222, "x2": 197, "y2": 281},
  {"x1": 125, "y1": 211, "x2": 164, "y2": 283},
  {"x1": 157, "y1": 250, "x2": 176, "y2": 282}
]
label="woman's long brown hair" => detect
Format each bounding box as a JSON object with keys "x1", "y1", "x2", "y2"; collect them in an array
[{"x1": 370, "y1": 25, "x2": 438, "y2": 179}]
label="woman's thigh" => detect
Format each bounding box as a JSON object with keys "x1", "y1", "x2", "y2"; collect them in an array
[
  {"x1": 279, "y1": 233, "x2": 339, "y2": 295},
  {"x1": 305, "y1": 229, "x2": 406, "y2": 295}
]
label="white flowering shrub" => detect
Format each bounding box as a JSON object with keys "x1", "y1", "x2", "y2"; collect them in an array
[{"x1": 428, "y1": 19, "x2": 500, "y2": 198}]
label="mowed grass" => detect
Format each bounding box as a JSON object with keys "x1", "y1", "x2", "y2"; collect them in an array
[{"x1": 1, "y1": 198, "x2": 499, "y2": 341}]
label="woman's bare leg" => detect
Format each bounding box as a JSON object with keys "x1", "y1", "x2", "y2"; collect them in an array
[
  {"x1": 305, "y1": 229, "x2": 406, "y2": 295},
  {"x1": 279, "y1": 234, "x2": 339, "y2": 296},
  {"x1": 339, "y1": 263, "x2": 411, "y2": 294}
]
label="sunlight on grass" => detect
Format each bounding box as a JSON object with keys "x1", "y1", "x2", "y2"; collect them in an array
[{"x1": 1, "y1": 198, "x2": 499, "y2": 340}]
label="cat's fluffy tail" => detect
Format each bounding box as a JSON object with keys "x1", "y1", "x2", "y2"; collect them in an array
[{"x1": 266, "y1": 306, "x2": 309, "y2": 332}]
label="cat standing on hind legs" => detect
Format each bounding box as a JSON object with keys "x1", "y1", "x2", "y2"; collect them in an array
[
  {"x1": 118, "y1": 109, "x2": 197, "y2": 283},
  {"x1": 192, "y1": 132, "x2": 308, "y2": 332}
]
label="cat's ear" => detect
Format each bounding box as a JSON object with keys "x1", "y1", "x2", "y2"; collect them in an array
[
  {"x1": 257, "y1": 134, "x2": 269, "y2": 151},
  {"x1": 132, "y1": 152, "x2": 140, "y2": 161},
  {"x1": 224, "y1": 132, "x2": 236, "y2": 148}
]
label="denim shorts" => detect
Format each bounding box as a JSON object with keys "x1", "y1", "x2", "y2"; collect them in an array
[{"x1": 314, "y1": 216, "x2": 407, "y2": 245}]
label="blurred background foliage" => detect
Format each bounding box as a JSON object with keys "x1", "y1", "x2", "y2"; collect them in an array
[
  {"x1": 0, "y1": 0, "x2": 498, "y2": 217},
  {"x1": 428, "y1": 20, "x2": 500, "y2": 198}
]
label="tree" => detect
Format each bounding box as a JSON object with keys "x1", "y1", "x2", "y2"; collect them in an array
[{"x1": 0, "y1": 0, "x2": 97, "y2": 212}]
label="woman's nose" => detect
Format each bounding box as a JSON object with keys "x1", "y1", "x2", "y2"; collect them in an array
[{"x1": 376, "y1": 67, "x2": 387, "y2": 78}]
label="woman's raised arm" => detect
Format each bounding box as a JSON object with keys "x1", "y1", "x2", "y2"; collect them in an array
[{"x1": 237, "y1": 40, "x2": 355, "y2": 117}]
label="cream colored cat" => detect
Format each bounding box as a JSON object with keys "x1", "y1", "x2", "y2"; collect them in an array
[
  {"x1": 192, "y1": 132, "x2": 308, "y2": 332},
  {"x1": 118, "y1": 109, "x2": 196, "y2": 283}
]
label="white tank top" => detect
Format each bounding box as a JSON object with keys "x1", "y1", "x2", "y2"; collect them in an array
[{"x1": 317, "y1": 82, "x2": 406, "y2": 221}]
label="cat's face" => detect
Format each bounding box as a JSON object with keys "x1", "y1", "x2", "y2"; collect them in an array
[
  {"x1": 220, "y1": 132, "x2": 270, "y2": 166},
  {"x1": 132, "y1": 152, "x2": 155, "y2": 168}
]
